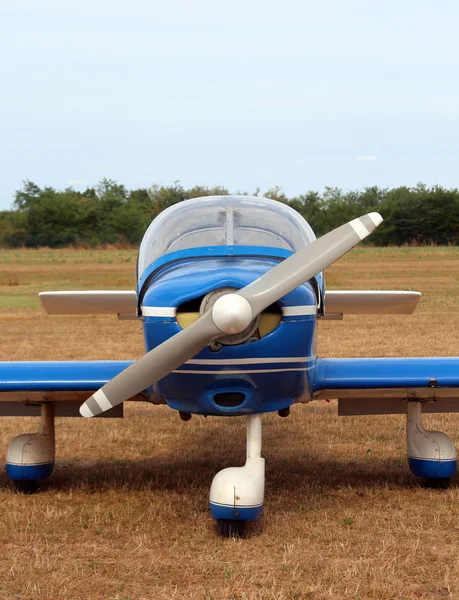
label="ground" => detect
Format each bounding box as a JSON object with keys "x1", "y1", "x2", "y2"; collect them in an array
[{"x1": 0, "y1": 246, "x2": 458, "y2": 600}]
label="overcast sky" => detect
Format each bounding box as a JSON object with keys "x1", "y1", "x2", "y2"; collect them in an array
[{"x1": 1, "y1": 0, "x2": 458, "y2": 209}]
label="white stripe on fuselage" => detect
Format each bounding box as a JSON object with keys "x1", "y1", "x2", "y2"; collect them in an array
[
  {"x1": 185, "y1": 356, "x2": 315, "y2": 365},
  {"x1": 142, "y1": 305, "x2": 317, "y2": 317},
  {"x1": 172, "y1": 367, "x2": 314, "y2": 375},
  {"x1": 142, "y1": 307, "x2": 177, "y2": 317},
  {"x1": 281, "y1": 306, "x2": 317, "y2": 316}
]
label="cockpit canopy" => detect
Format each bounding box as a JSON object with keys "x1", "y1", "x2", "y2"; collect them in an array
[{"x1": 137, "y1": 195, "x2": 316, "y2": 278}]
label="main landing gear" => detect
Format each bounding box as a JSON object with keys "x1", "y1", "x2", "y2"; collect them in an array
[
  {"x1": 6, "y1": 403, "x2": 55, "y2": 493},
  {"x1": 3, "y1": 400, "x2": 456, "y2": 530},
  {"x1": 210, "y1": 414, "x2": 265, "y2": 537},
  {"x1": 406, "y1": 401, "x2": 457, "y2": 488}
]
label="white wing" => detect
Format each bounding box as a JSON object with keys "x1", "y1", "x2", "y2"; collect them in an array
[
  {"x1": 39, "y1": 291, "x2": 138, "y2": 318},
  {"x1": 323, "y1": 290, "x2": 421, "y2": 318}
]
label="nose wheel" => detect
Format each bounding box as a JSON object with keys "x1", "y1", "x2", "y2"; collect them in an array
[{"x1": 216, "y1": 519, "x2": 247, "y2": 538}]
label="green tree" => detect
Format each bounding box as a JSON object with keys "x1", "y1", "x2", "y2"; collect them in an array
[
  {"x1": 5, "y1": 179, "x2": 459, "y2": 248},
  {"x1": 14, "y1": 180, "x2": 43, "y2": 211}
]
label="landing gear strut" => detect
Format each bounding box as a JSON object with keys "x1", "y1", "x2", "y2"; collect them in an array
[
  {"x1": 210, "y1": 414, "x2": 265, "y2": 537},
  {"x1": 6, "y1": 403, "x2": 55, "y2": 493}
]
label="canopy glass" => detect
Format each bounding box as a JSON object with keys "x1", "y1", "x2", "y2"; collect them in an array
[{"x1": 138, "y1": 195, "x2": 316, "y2": 277}]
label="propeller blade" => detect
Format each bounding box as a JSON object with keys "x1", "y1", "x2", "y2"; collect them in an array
[
  {"x1": 79, "y1": 311, "x2": 221, "y2": 417},
  {"x1": 238, "y1": 212, "x2": 382, "y2": 315}
]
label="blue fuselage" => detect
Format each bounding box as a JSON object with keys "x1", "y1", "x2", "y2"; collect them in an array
[{"x1": 139, "y1": 246, "x2": 320, "y2": 416}]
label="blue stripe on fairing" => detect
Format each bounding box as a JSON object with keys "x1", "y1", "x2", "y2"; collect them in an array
[
  {"x1": 312, "y1": 357, "x2": 459, "y2": 390},
  {"x1": 209, "y1": 501, "x2": 263, "y2": 521},
  {"x1": 0, "y1": 361, "x2": 134, "y2": 392},
  {"x1": 6, "y1": 461, "x2": 54, "y2": 481},
  {"x1": 138, "y1": 245, "x2": 295, "y2": 294},
  {"x1": 408, "y1": 457, "x2": 457, "y2": 479}
]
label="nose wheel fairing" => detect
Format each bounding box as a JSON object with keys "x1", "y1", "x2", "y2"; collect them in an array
[{"x1": 210, "y1": 414, "x2": 265, "y2": 536}]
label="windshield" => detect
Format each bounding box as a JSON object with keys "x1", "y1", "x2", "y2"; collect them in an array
[{"x1": 138, "y1": 195, "x2": 316, "y2": 277}]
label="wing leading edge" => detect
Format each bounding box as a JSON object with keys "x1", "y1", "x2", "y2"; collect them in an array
[
  {"x1": 0, "y1": 361, "x2": 151, "y2": 417},
  {"x1": 312, "y1": 357, "x2": 459, "y2": 415}
]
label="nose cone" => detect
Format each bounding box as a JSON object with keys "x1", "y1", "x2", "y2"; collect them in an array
[{"x1": 211, "y1": 294, "x2": 253, "y2": 335}]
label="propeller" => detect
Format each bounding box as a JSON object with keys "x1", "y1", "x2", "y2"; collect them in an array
[{"x1": 80, "y1": 212, "x2": 383, "y2": 417}]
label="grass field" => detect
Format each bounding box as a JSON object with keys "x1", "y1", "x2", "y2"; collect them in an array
[{"x1": 0, "y1": 246, "x2": 458, "y2": 600}]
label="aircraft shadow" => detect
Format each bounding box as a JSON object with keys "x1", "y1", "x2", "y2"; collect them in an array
[
  {"x1": 0, "y1": 454, "x2": 444, "y2": 494},
  {"x1": 47, "y1": 456, "x2": 419, "y2": 492},
  {"x1": 0, "y1": 426, "x2": 453, "y2": 494}
]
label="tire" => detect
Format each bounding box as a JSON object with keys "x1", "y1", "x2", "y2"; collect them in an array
[
  {"x1": 12, "y1": 480, "x2": 40, "y2": 494},
  {"x1": 216, "y1": 519, "x2": 247, "y2": 538},
  {"x1": 423, "y1": 477, "x2": 451, "y2": 490}
]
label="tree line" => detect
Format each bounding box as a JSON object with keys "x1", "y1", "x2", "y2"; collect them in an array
[{"x1": 0, "y1": 179, "x2": 458, "y2": 247}]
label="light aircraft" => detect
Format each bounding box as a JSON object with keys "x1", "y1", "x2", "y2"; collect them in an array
[{"x1": 1, "y1": 195, "x2": 458, "y2": 537}]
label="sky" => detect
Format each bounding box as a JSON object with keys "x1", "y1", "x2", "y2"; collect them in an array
[{"x1": 1, "y1": 0, "x2": 459, "y2": 209}]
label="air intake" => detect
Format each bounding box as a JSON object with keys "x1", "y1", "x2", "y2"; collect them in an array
[{"x1": 213, "y1": 392, "x2": 246, "y2": 408}]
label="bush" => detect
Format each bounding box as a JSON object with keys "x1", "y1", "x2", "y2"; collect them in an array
[{"x1": 3, "y1": 180, "x2": 457, "y2": 248}]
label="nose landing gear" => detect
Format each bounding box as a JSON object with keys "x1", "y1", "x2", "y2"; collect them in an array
[{"x1": 209, "y1": 414, "x2": 265, "y2": 537}]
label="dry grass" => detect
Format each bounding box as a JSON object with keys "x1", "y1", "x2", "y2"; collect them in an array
[{"x1": 0, "y1": 246, "x2": 458, "y2": 599}]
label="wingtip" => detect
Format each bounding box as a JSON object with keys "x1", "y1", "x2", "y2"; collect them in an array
[{"x1": 79, "y1": 403, "x2": 94, "y2": 418}]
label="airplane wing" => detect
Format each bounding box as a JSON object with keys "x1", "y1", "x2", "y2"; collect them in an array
[
  {"x1": 323, "y1": 290, "x2": 421, "y2": 319},
  {"x1": 39, "y1": 291, "x2": 138, "y2": 319},
  {"x1": 39, "y1": 290, "x2": 421, "y2": 318},
  {"x1": 0, "y1": 361, "x2": 154, "y2": 417},
  {"x1": 312, "y1": 357, "x2": 459, "y2": 415}
]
